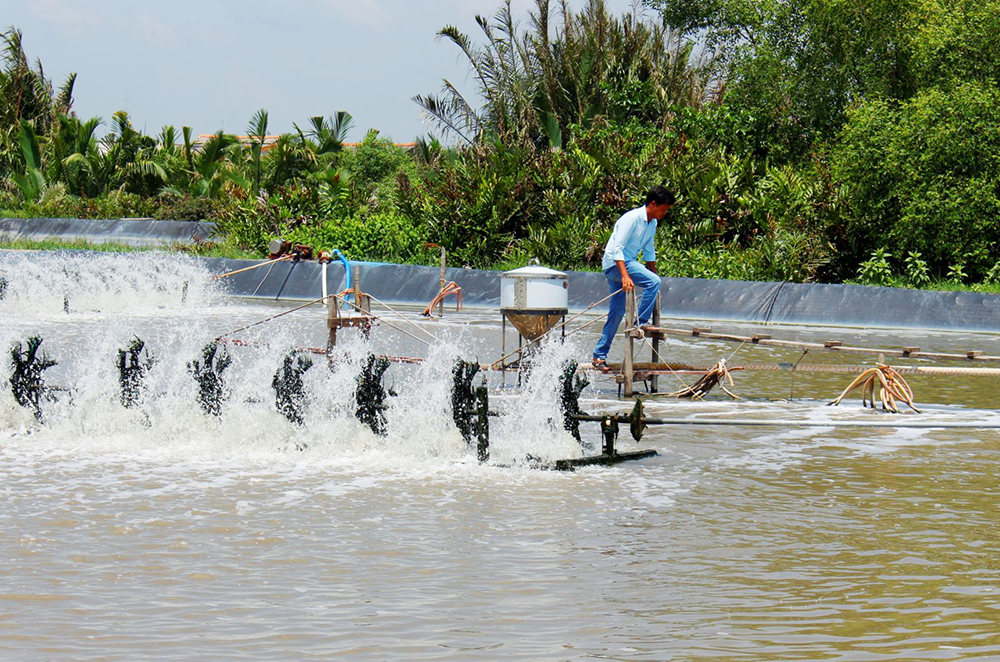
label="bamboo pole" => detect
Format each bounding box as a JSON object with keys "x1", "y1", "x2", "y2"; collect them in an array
[
  {"x1": 624, "y1": 289, "x2": 636, "y2": 397},
  {"x1": 644, "y1": 325, "x2": 1000, "y2": 362},
  {"x1": 570, "y1": 414, "x2": 1000, "y2": 430},
  {"x1": 651, "y1": 291, "x2": 661, "y2": 393}
]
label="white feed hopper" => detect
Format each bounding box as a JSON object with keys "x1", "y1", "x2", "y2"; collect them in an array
[{"x1": 500, "y1": 265, "x2": 569, "y2": 341}]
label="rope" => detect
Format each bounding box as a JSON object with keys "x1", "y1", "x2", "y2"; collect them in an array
[
  {"x1": 364, "y1": 292, "x2": 441, "y2": 343},
  {"x1": 215, "y1": 295, "x2": 333, "y2": 340},
  {"x1": 490, "y1": 288, "x2": 623, "y2": 369},
  {"x1": 334, "y1": 294, "x2": 432, "y2": 347},
  {"x1": 250, "y1": 257, "x2": 282, "y2": 297},
  {"x1": 623, "y1": 362, "x2": 1000, "y2": 378},
  {"x1": 211, "y1": 255, "x2": 292, "y2": 281}
]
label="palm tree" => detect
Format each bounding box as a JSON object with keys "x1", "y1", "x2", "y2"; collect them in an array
[
  {"x1": 414, "y1": 0, "x2": 719, "y2": 146},
  {"x1": 51, "y1": 115, "x2": 101, "y2": 195},
  {"x1": 246, "y1": 108, "x2": 268, "y2": 197},
  {"x1": 294, "y1": 111, "x2": 354, "y2": 159},
  {"x1": 414, "y1": 0, "x2": 536, "y2": 145},
  {"x1": 189, "y1": 131, "x2": 238, "y2": 198},
  {"x1": 0, "y1": 27, "x2": 76, "y2": 177}
]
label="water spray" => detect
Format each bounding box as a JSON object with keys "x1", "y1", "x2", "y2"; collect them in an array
[
  {"x1": 187, "y1": 342, "x2": 232, "y2": 417},
  {"x1": 9, "y1": 336, "x2": 57, "y2": 421},
  {"x1": 117, "y1": 337, "x2": 156, "y2": 409},
  {"x1": 272, "y1": 352, "x2": 313, "y2": 426}
]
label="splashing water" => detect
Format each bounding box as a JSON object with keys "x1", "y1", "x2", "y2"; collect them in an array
[{"x1": 0, "y1": 251, "x2": 585, "y2": 467}]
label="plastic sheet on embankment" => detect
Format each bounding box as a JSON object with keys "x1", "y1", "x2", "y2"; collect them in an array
[
  {"x1": 0, "y1": 217, "x2": 213, "y2": 246},
  {"x1": 4, "y1": 216, "x2": 998, "y2": 332},
  {"x1": 207, "y1": 257, "x2": 1000, "y2": 333}
]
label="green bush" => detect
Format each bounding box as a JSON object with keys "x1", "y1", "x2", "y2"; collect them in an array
[
  {"x1": 284, "y1": 213, "x2": 431, "y2": 264},
  {"x1": 154, "y1": 194, "x2": 222, "y2": 222},
  {"x1": 834, "y1": 81, "x2": 1000, "y2": 279},
  {"x1": 856, "y1": 248, "x2": 895, "y2": 287}
]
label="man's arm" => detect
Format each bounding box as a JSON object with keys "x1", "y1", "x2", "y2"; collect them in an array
[
  {"x1": 604, "y1": 218, "x2": 629, "y2": 266},
  {"x1": 617, "y1": 260, "x2": 634, "y2": 292}
]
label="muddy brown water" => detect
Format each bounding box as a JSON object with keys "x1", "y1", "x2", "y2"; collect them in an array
[{"x1": 1, "y1": 253, "x2": 999, "y2": 660}]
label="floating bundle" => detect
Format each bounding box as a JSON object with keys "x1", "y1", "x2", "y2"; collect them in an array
[
  {"x1": 666, "y1": 359, "x2": 740, "y2": 400},
  {"x1": 828, "y1": 359, "x2": 920, "y2": 413}
]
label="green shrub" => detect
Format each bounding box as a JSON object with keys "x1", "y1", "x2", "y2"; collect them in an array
[
  {"x1": 834, "y1": 81, "x2": 1000, "y2": 278},
  {"x1": 856, "y1": 248, "x2": 895, "y2": 287},
  {"x1": 284, "y1": 213, "x2": 431, "y2": 264},
  {"x1": 904, "y1": 251, "x2": 931, "y2": 288},
  {"x1": 154, "y1": 195, "x2": 222, "y2": 222}
]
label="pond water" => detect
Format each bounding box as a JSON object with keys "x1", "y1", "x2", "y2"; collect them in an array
[{"x1": 1, "y1": 252, "x2": 999, "y2": 660}]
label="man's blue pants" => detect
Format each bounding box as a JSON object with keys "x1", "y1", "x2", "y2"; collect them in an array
[{"x1": 593, "y1": 262, "x2": 661, "y2": 360}]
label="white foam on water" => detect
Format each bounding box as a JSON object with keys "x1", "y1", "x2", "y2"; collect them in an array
[
  {"x1": 0, "y1": 252, "x2": 597, "y2": 474},
  {"x1": 0, "y1": 250, "x2": 220, "y2": 315},
  {"x1": 2, "y1": 251, "x2": 996, "y2": 483}
]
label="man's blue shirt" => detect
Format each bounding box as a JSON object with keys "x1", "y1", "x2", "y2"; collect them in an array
[{"x1": 601, "y1": 206, "x2": 657, "y2": 271}]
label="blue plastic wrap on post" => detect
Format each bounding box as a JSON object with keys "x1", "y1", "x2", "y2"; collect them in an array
[{"x1": 332, "y1": 249, "x2": 351, "y2": 309}]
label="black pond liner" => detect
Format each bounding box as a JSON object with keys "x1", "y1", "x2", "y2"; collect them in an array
[
  {"x1": 3, "y1": 215, "x2": 1000, "y2": 332},
  {"x1": 205, "y1": 256, "x2": 1000, "y2": 333}
]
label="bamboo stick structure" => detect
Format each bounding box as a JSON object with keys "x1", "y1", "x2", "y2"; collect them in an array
[{"x1": 616, "y1": 290, "x2": 1000, "y2": 396}]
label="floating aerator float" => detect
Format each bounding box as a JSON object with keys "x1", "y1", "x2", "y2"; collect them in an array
[
  {"x1": 9, "y1": 336, "x2": 57, "y2": 421},
  {"x1": 355, "y1": 354, "x2": 392, "y2": 436},
  {"x1": 188, "y1": 342, "x2": 232, "y2": 417},
  {"x1": 273, "y1": 352, "x2": 313, "y2": 426},
  {"x1": 117, "y1": 337, "x2": 156, "y2": 409}
]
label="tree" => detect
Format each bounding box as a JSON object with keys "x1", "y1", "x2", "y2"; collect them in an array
[
  {"x1": 645, "y1": 0, "x2": 925, "y2": 159},
  {"x1": 415, "y1": 0, "x2": 716, "y2": 147},
  {"x1": 0, "y1": 27, "x2": 76, "y2": 177},
  {"x1": 833, "y1": 82, "x2": 1000, "y2": 278}
]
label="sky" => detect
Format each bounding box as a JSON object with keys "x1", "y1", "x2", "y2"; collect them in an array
[{"x1": 8, "y1": 0, "x2": 642, "y2": 142}]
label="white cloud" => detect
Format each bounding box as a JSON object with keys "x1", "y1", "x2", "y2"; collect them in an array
[
  {"x1": 322, "y1": 0, "x2": 390, "y2": 27},
  {"x1": 138, "y1": 14, "x2": 176, "y2": 43},
  {"x1": 28, "y1": 0, "x2": 100, "y2": 30}
]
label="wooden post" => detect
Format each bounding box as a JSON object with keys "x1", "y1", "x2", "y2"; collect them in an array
[
  {"x1": 352, "y1": 265, "x2": 362, "y2": 310},
  {"x1": 650, "y1": 291, "x2": 661, "y2": 393},
  {"x1": 326, "y1": 292, "x2": 339, "y2": 353},
  {"x1": 439, "y1": 246, "x2": 446, "y2": 318},
  {"x1": 624, "y1": 289, "x2": 636, "y2": 397}
]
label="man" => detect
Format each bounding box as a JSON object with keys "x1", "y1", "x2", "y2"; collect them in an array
[{"x1": 592, "y1": 185, "x2": 675, "y2": 371}]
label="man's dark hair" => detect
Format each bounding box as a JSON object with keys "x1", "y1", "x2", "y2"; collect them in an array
[{"x1": 645, "y1": 185, "x2": 676, "y2": 206}]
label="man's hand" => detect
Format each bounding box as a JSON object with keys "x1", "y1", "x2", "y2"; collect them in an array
[{"x1": 617, "y1": 261, "x2": 634, "y2": 292}]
